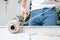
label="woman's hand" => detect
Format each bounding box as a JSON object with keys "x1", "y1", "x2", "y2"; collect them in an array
[
  {"x1": 20, "y1": 6, "x2": 29, "y2": 18},
  {"x1": 55, "y1": 0, "x2": 60, "y2": 2}
]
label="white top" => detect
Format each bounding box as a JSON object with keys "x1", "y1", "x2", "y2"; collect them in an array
[{"x1": 31, "y1": 0, "x2": 56, "y2": 10}]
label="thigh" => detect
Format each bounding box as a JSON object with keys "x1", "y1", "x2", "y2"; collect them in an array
[
  {"x1": 29, "y1": 9, "x2": 43, "y2": 26},
  {"x1": 42, "y1": 8, "x2": 58, "y2": 26}
]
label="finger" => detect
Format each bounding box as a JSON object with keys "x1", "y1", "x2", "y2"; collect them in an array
[
  {"x1": 26, "y1": 11, "x2": 28, "y2": 15},
  {"x1": 20, "y1": 11, "x2": 24, "y2": 17}
]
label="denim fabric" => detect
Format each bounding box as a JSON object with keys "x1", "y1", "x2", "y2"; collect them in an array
[{"x1": 29, "y1": 7, "x2": 58, "y2": 26}]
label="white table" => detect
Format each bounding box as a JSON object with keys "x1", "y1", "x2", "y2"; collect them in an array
[{"x1": 0, "y1": 26, "x2": 60, "y2": 40}]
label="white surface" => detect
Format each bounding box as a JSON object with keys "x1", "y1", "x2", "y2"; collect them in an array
[{"x1": 0, "y1": 27, "x2": 60, "y2": 40}]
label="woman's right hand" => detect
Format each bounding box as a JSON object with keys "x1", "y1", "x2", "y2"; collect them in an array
[
  {"x1": 55, "y1": 0, "x2": 60, "y2": 2},
  {"x1": 20, "y1": 6, "x2": 29, "y2": 18}
]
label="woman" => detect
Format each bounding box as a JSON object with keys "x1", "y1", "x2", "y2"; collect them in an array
[{"x1": 20, "y1": 0, "x2": 60, "y2": 26}]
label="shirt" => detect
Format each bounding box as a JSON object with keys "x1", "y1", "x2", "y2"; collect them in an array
[{"x1": 31, "y1": 0, "x2": 56, "y2": 10}]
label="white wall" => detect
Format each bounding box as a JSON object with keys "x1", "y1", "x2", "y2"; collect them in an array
[
  {"x1": 0, "y1": 0, "x2": 20, "y2": 26},
  {"x1": 55, "y1": 2, "x2": 60, "y2": 12}
]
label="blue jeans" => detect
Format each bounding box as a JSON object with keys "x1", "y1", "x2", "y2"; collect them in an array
[{"x1": 29, "y1": 7, "x2": 58, "y2": 26}]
